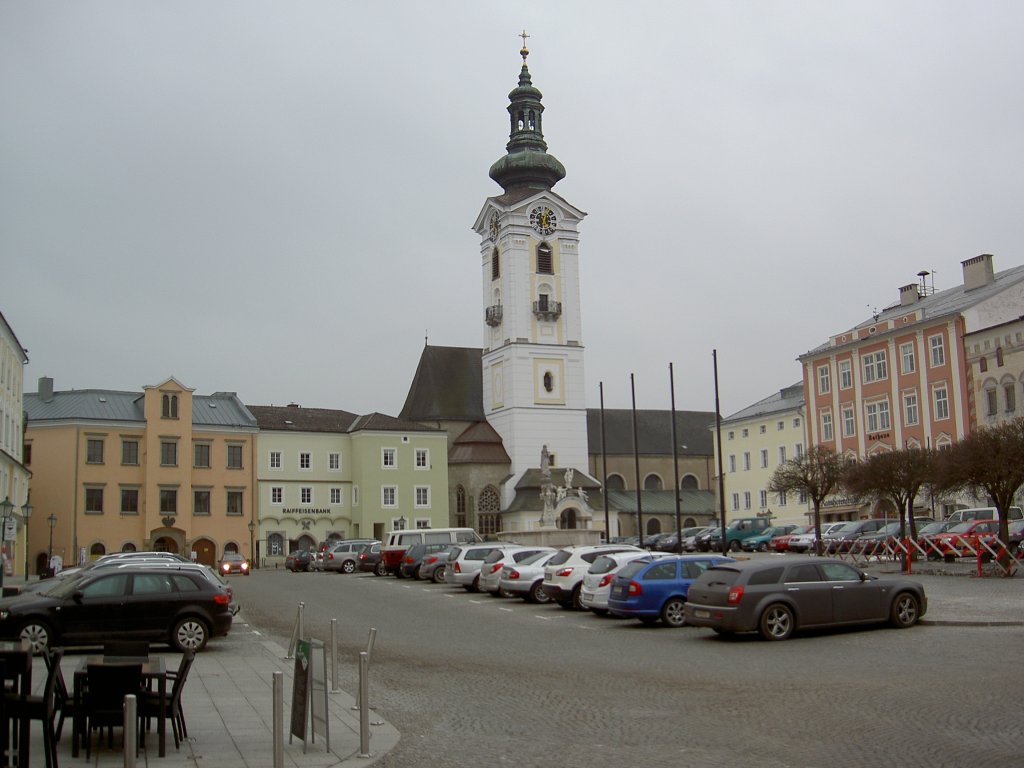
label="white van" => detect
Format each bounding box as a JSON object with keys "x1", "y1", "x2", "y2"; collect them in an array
[
  {"x1": 944, "y1": 506, "x2": 1023, "y2": 524},
  {"x1": 382, "y1": 527, "x2": 481, "y2": 576}
]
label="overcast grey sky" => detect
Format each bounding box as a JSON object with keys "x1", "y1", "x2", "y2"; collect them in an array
[{"x1": 4, "y1": 1, "x2": 1023, "y2": 417}]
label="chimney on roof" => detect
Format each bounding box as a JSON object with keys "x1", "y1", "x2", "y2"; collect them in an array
[
  {"x1": 38, "y1": 376, "x2": 54, "y2": 402},
  {"x1": 899, "y1": 283, "x2": 920, "y2": 306},
  {"x1": 962, "y1": 253, "x2": 995, "y2": 291}
]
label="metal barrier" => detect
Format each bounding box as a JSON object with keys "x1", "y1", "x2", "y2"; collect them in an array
[{"x1": 831, "y1": 534, "x2": 1022, "y2": 576}]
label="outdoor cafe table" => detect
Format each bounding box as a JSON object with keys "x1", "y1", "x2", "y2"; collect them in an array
[{"x1": 71, "y1": 654, "x2": 167, "y2": 758}]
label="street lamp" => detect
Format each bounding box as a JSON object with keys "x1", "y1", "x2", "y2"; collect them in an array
[
  {"x1": 21, "y1": 501, "x2": 32, "y2": 579},
  {"x1": 397, "y1": 516, "x2": 406, "y2": 530},
  {"x1": 47, "y1": 514, "x2": 57, "y2": 573},
  {"x1": 248, "y1": 520, "x2": 256, "y2": 569},
  {"x1": 0, "y1": 497, "x2": 13, "y2": 593}
]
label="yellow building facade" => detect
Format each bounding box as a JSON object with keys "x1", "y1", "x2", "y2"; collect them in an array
[{"x1": 23, "y1": 376, "x2": 257, "y2": 571}]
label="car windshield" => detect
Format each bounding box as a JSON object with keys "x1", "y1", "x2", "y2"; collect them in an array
[
  {"x1": 483, "y1": 550, "x2": 505, "y2": 564},
  {"x1": 547, "y1": 551, "x2": 572, "y2": 566},
  {"x1": 45, "y1": 572, "x2": 93, "y2": 599},
  {"x1": 519, "y1": 551, "x2": 551, "y2": 566},
  {"x1": 616, "y1": 561, "x2": 648, "y2": 580},
  {"x1": 588, "y1": 556, "x2": 620, "y2": 574},
  {"x1": 878, "y1": 523, "x2": 901, "y2": 534},
  {"x1": 949, "y1": 522, "x2": 974, "y2": 533}
]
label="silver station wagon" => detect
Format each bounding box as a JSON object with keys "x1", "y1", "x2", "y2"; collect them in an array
[{"x1": 684, "y1": 557, "x2": 927, "y2": 641}]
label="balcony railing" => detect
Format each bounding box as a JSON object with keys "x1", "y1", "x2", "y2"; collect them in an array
[
  {"x1": 485, "y1": 305, "x2": 503, "y2": 326},
  {"x1": 532, "y1": 299, "x2": 562, "y2": 321}
]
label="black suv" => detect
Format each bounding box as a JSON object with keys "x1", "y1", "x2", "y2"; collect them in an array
[{"x1": 0, "y1": 564, "x2": 234, "y2": 653}]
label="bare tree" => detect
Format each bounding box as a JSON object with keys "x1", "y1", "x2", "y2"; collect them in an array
[
  {"x1": 843, "y1": 448, "x2": 936, "y2": 571},
  {"x1": 935, "y1": 417, "x2": 1024, "y2": 563},
  {"x1": 767, "y1": 445, "x2": 845, "y2": 556}
]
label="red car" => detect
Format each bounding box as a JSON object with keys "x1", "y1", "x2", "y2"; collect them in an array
[
  {"x1": 923, "y1": 519, "x2": 1000, "y2": 560},
  {"x1": 769, "y1": 525, "x2": 812, "y2": 553}
]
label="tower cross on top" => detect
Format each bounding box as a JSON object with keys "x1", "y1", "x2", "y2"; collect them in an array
[{"x1": 520, "y1": 30, "x2": 530, "y2": 61}]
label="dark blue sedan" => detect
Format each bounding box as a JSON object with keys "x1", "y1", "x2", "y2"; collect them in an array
[{"x1": 608, "y1": 555, "x2": 734, "y2": 627}]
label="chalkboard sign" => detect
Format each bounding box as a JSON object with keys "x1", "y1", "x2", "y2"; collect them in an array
[{"x1": 290, "y1": 639, "x2": 311, "y2": 746}]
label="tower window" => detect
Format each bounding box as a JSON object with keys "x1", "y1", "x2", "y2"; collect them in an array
[
  {"x1": 491, "y1": 249, "x2": 500, "y2": 280},
  {"x1": 162, "y1": 394, "x2": 178, "y2": 419},
  {"x1": 543, "y1": 371, "x2": 553, "y2": 392},
  {"x1": 537, "y1": 243, "x2": 552, "y2": 274}
]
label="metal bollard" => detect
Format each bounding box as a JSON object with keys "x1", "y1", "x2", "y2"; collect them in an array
[
  {"x1": 352, "y1": 627, "x2": 377, "y2": 710},
  {"x1": 124, "y1": 694, "x2": 137, "y2": 768},
  {"x1": 330, "y1": 618, "x2": 340, "y2": 693},
  {"x1": 358, "y1": 651, "x2": 371, "y2": 758},
  {"x1": 273, "y1": 671, "x2": 284, "y2": 768}
]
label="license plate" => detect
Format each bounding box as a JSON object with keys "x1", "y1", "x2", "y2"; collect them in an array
[
  {"x1": 581, "y1": 593, "x2": 593, "y2": 604},
  {"x1": 694, "y1": 609, "x2": 710, "y2": 619}
]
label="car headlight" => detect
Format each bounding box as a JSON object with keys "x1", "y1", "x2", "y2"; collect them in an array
[{"x1": 0, "y1": 610, "x2": 8, "y2": 621}]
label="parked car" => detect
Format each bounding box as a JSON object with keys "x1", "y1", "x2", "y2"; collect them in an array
[
  {"x1": 740, "y1": 525, "x2": 797, "y2": 552},
  {"x1": 285, "y1": 550, "x2": 313, "y2": 572},
  {"x1": 357, "y1": 543, "x2": 388, "y2": 576},
  {"x1": 218, "y1": 552, "x2": 251, "y2": 575},
  {"x1": 1007, "y1": 520, "x2": 1024, "y2": 554},
  {"x1": 382, "y1": 528, "x2": 482, "y2": 576},
  {"x1": 608, "y1": 554, "x2": 734, "y2": 627},
  {"x1": 542, "y1": 544, "x2": 644, "y2": 610},
  {"x1": 684, "y1": 556, "x2": 927, "y2": 640},
  {"x1": 768, "y1": 525, "x2": 812, "y2": 553},
  {"x1": 821, "y1": 519, "x2": 891, "y2": 554},
  {"x1": 923, "y1": 519, "x2": 1001, "y2": 560},
  {"x1": 787, "y1": 523, "x2": 846, "y2": 554},
  {"x1": 399, "y1": 542, "x2": 454, "y2": 579},
  {"x1": 0, "y1": 564, "x2": 235, "y2": 652},
  {"x1": 681, "y1": 527, "x2": 714, "y2": 552},
  {"x1": 20, "y1": 552, "x2": 193, "y2": 594},
  {"x1": 498, "y1": 550, "x2": 562, "y2": 603},
  {"x1": 324, "y1": 539, "x2": 379, "y2": 574},
  {"x1": 445, "y1": 543, "x2": 515, "y2": 592},
  {"x1": 944, "y1": 506, "x2": 1023, "y2": 524},
  {"x1": 477, "y1": 546, "x2": 556, "y2": 596},
  {"x1": 417, "y1": 549, "x2": 451, "y2": 583},
  {"x1": 696, "y1": 517, "x2": 773, "y2": 552},
  {"x1": 580, "y1": 550, "x2": 667, "y2": 615}
]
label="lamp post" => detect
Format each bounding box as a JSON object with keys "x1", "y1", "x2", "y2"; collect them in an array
[
  {"x1": 248, "y1": 520, "x2": 256, "y2": 569},
  {"x1": 47, "y1": 514, "x2": 57, "y2": 572},
  {"x1": 21, "y1": 501, "x2": 32, "y2": 579},
  {"x1": 0, "y1": 497, "x2": 13, "y2": 593},
  {"x1": 397, "y1": 516, "x2": 406, "y2": 530}
]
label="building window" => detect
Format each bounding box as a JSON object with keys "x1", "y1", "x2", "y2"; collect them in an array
[
  {"x1": 83, "y1": 489, "x2": 102, "y2": 514},
  {"x1": 741, "y1": 428, "x2": 749, "y2": 438},
  {"x1": 415, "y1": 486, "x2": 430, "y2": 507},
  {"x1": 1005, "y1": 383, "x2": 1017, "y2": 413},
  {"x1": 227, "y1": 444, "x2": 243, "y2": 469},
  {"x1": 743, "y1": 492, "x2": 751, "y2": 510},
  {"x1": 793, "y1": 418, "x2": 801, "y2": 428},
  {"x1": 727, "y1": 431, "x2": 734, "y2": 440},
  {"x1": 160, "y1": 489, "x2": 177, "y2": 515},
  {"x1": 728, "y1": 455, "x2": 736, "y2": 473},
  {"x1": 933, "y1": 385, "x2": 950, "y2": 421},
  {"x1": 979, "y1": 356, "x2": 988, "y2": 373},
  {"x1": 903, "y1": 391, "x2": 919, "y2": 426},
  {"x1": 996, "y1": 347, "x2": 1004, "y2": 366},
  {"x1": 329, "y1": 453, "x2": 341, "y2": 471},
  {"x1": 161, "y1": 393, "x2": 178, "y2": 419},
  {"x1": 299, "y1": 452, "x2": 311, "y2": 470},
  {"x1": 194, "y1": 443, "x2": 211, "y2": 469},
  {"x1": 900, "y1": 343, "x2": 916, "y2": 375},
  {"x1": 268, "y1": 533, "x2": 284, "y2": 556},
  {"x1": 194, "y1": 490, "x2": 211, "y2": 516},
  {"x1": 415, "y1": 518, "x2": 431, "y2": 529},
  {"x1": 778, "y1": 446, "x2": 787, "y2": 465},
  {"x1": 271, "y1": 487, "x2": 282, "y2": 504},
  {"x1": 121, "y1": 440, "x2": 139, "y2": 466},
  {"x1": 759, "y1": 490, "x2": 768, "y2": 507},
  {"x1": 759, "y1": 425, "x2": 766, "y2": 434},
  {"x1": 839, "y1": 360, "x2": 853, "y2": 390},
  {"x1": 777, "y1": 420, "x2": 784, "y2": 431},
  {"x1": 862, "y1": 351, "x2": 888, "y2": 383},
  {"x1": 456, "y1": 485, "x2": 467, "y2": 528},
  {"x1": 330, "y1": 487, "x2": 342, "y2": 504},
  {"x1": 778, "y1": 492, "x2": 787, "y2": 507},
  {"x1": 226, "y1": 490, "x2": 243, "y2": 516},
  {"x1": 352, "y1": 486, "x2": 359, "y2": 506},
  {"x1": 795, "y1": 443, "x2": 803, "y2": 458},
  {"x1": 415, "y1": 448, "x2": 428, "y2": 469},
  {"x1": 301, "y1": 487, "x2": 312, "y2": 504},
  {"x1": 842, "y1": 405, "x2": 855, "y2": 438},
  {"x1": 491, "y1": 249, "x2": 500, "y2": 280},
  {"x1": 478, "y1": 514, "x2": 499, "y2": 536},
  {"x1": 731, "y1": 493, "x2": 740, "y2": 511},
  {"x1": 160, "y1": 441, "x2": 178, "y2": 467},
  {"x1": 817, "y1": 364, "x2": 831, "y2": 395},
  {"x1": 985, "y1": 388, "x2": 998, "y2": 417},
  {"x1": 929, "y1": 334, "x2": 946, "y2": 367},
  {"x1": 270, "y1": 451, "x2": 282, "y2": 469},
  {"x1": 120, "y1": 489, "x2": 139, "y2": 515},
  {"x1": 86, "y1": 438, "x2": 104, "y2": 464},
  {"x1": 760, "y1": 449, "x2": 768, "y2": 468},
  {"x1": 537, "y1": 242, "x2": 553, "y2": 274},
  {"x1": 743, "y1": 452, "x2": 751, "y2": 471},
  {"x1": 382, "y1": 486, "x2": 397, "y2": 507},
  {"x1": 382, "y1": 448, "x2": 396, "y2": 468},
  {"x1": 865, "y1": 399, "x2": 891, "y2": 433},
  {"x1": 820, "y1": 411, "x2": 834, "y2": 442}
]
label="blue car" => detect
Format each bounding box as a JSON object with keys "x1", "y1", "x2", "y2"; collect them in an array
[{"x1": 607, "y1": 555, "x2": 734, "y2": 627}]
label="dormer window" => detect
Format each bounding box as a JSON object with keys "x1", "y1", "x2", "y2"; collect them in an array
[{"x1": 161, "y1": 394, "x2": 178, "y2": 419}]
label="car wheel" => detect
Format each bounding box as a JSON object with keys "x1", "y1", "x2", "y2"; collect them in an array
[
  {"x1": 759, "y1": 603, "x2": 794, "y2": 641},
  {"x1": 757, "y1": 542, "x2": 768, "y2": 552},
  {"x1": 341, "y1": 560, "x2": 356, "y2": 574},
  {"x1": 413, "y1": 565, "x2": 422, "y2": 580},
  {"x1": 571, "y1": 584, "x2": 585, "y2": 611},
  {"x1": 890, "y1": 592, "x2": 920, "y2": 629},
  {"x1": 661, "y1": 598, "x2": 687, "y2": 628},
  {"x1": 374, "y1": 561, "x2": 388, "y2": 577},
  {"x1": 172, "y1": 616, "x2": 210, "y2": 652},
  {"x1": 469, "y1": 575, "x2": 481, "y2": 593},
  {"x1": 431, "y1": 567, "x2": 446, "y2": 584},
  {"x1": 19, "y1": 620, "x2": 52, "y2": 654},
  {"x1": 528, "y1": 581, "x2": 551, "y2": 604},
  {"x1": 729, "y1": 540, "x2": 742, "y2": 552}
]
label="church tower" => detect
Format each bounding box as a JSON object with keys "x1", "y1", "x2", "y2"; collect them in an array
[{"x1": 472, "y1": 37, "x2": 589, "y2": 507}]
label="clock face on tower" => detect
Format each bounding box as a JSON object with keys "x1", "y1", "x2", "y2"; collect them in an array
[
  {"x1": 530, "y1": 206, "x2": 557, "y2": 236},
  {"x1": 488, "y1": 211, "x2": 500, "y2": 241}
]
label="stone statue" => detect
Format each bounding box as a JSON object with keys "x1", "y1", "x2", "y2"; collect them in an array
[
  {"x1": 563, "y1": 467, "x2": 574, "y2": 488},
  {"x1": 541, "y1": 444, "x2": 551, "y2": 481}
]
